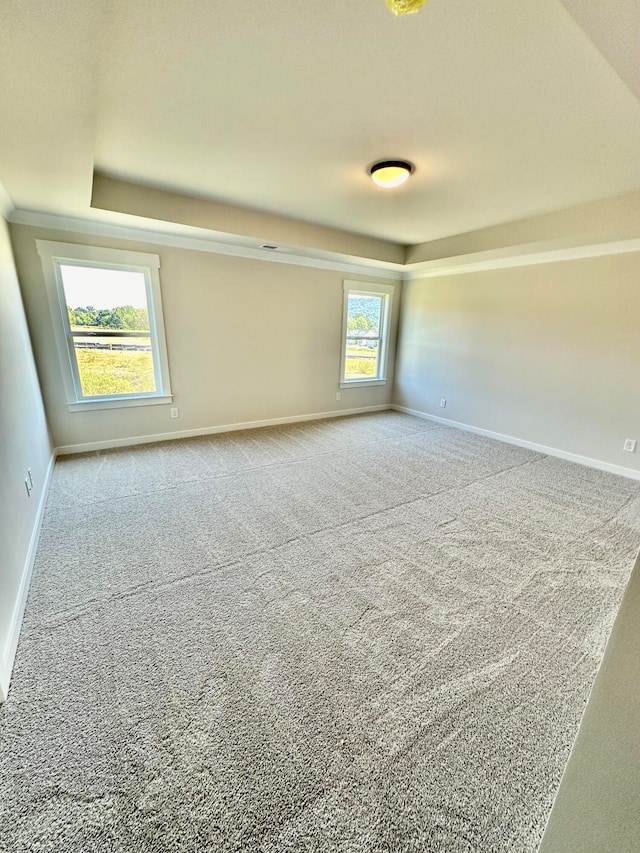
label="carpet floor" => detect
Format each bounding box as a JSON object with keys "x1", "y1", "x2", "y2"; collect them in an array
[{"x1": 1, "y1": 412, "x2": 639, "y2": 853}]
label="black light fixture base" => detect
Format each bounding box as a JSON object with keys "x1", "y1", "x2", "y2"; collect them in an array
[{"x1": 368, "y1": 159, "x2": 415, "y2": 177}]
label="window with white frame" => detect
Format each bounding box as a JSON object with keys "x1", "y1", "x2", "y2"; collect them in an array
[
  {"x1": 340, "y1": 281, "x2": 394, "y2": 386},
  {"x1": 37, "y1": 241, "x2": 172, "y2": 411}
]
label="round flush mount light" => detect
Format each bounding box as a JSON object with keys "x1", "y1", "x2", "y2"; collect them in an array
[{"x1": 369, "y1": 160, "x2": 414, "y2": 188}]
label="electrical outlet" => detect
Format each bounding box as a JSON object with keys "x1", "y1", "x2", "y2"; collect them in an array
[
  {"x1": 335, "y1": 392, "x2": 341, "y2": 401},
  {"x1": 170, "y1": 407, "x2": 179, "y2": 419},
  {"x1": 25, "y1": 479, "x2": 32, "y2": 498},
  {"x1": 623, "y1": 439, "x2": 637, "y2": 453},
  {"x1": 440, "y1": 398, "x2": 447, "y2": 408}
]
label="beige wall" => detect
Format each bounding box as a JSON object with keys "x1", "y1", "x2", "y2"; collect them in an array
[
  {"x1": 0, "y1": 216, "x2": 52, "y2": 701},
  {"x1": 10, "y1": 223, "x2": 401, "y2": 451},
  {"x1": 394, "y1": 252, "x2": 640, "y2": 473}
]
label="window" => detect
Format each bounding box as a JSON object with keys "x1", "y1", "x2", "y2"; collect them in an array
[
  {"x1": 37, "y1": 241, "x2": 172, "y2": 411},
  {"x1": 340, "y1": 281, "x2": 394, "y2": 387}
]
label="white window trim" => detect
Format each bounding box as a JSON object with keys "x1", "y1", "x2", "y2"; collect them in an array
[
  {"x1": 340, "y1": 280, "x2": 394, "y2": 388},
  {"x1": 36, "y1": 241, "x2": 173, "y2": 411}
]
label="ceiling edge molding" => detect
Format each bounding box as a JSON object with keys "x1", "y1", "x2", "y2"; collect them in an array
[
  {"x1": 403, "y1": 238, "x2": 640, "y2": 281},
  {"x1": 8, "y1": 210, "x2": 404, "y2": 281},
  {"x1": 10, "y1": 202, "x2": 640, "y2": 284}
]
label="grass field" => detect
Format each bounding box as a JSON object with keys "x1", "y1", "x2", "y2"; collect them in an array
[
  {"x1": 75, "y1": 348, "x2": 156, "y2": 396},
  {"x1": 345, "y1": 344, "x2": 378, "y2": 379}
]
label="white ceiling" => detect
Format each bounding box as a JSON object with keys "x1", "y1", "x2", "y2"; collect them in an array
[{"x1": 2, "y1": 0, "x2": 640, "y2": 246}]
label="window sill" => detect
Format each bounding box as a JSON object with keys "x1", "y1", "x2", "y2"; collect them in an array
[
  {"x1": 340, "y1": 379, "x2": 387, "y2": 389},
  {"x1": 67, "y1": 395, "x2": 173, "y2": 412}
]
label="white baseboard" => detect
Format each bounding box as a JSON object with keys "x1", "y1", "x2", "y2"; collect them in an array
[
  {"x1": 392, "y1": 405, "x2": 640, "y2": 482},
  {"x1": 55, "y1": 405, "x2": 392, "y2": 456},
  {"x1": 0, "y1": 451, "x2": 57, "y2": 702}
]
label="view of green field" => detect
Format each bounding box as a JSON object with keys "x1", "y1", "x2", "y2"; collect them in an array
[
  {"x1": 75, "y1": 347, "x2": 155, "y2": 396},
  {"x1": 344, "y1": 343, "x2": 379, "y2": 379},
  {"x1": 66, "y1": 299, "x2": 156, "y2": 396},
  {"x1": 59, "y1": 263, "x2": 159, "y2": 397}
]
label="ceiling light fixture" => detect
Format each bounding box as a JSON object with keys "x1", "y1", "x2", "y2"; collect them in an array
[
  {"x1": 386, "y1": 0, "x2": 427, "y2": 16},
  {"x1": 369, "y1": 160, "x2": 414, "y2": 188}
]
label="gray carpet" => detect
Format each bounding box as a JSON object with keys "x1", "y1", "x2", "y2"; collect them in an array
[{"x1": 2, "y1": 412, "x2": 639, "y2": 853}]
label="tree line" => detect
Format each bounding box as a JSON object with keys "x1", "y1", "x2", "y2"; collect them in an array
[
  {"x1": 68, "y1": 305, "x2": 150, "y2": 331},
  {"x1": 347, "y1": 312, "x2": 376, "y2": 331},
  {"x1": 347, "y1": 296, "x2": 380, "y2": 332}
]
